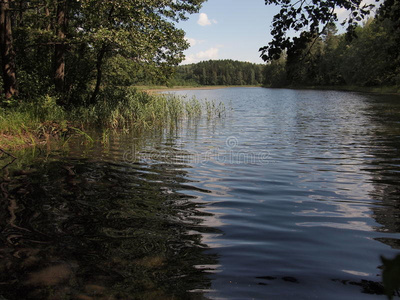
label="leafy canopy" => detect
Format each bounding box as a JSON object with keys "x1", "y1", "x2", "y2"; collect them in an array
[
  {"x1": 260, "y1": 0, "x2": 376, "y2": 61},
  {"x1": 5, "y1": 0, "x2": 206, "y2": 104}
]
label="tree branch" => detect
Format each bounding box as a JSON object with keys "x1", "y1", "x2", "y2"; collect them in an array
[{"x1": 0, "y1": 147, "x2": 16, "y2": 159}]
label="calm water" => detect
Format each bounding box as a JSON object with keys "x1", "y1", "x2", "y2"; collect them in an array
[{"x1": 1, "y1": 87, "x2": 400, "y2": 299}]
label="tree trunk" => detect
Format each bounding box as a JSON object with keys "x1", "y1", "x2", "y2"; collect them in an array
[
  {"x1": 89, "y1": 44, "x2": 107, "y2": 105},
  {"x1": 54, "y1": 0, "x2": 67, "y2": 99},
  {"x1": 45, "y1": 6, "x2": 51, "y2": 31},
  {"x1": 0, "y1": 0, "x2": 18, "y2": 99},
  {"x1": 17, "y1": 0, "x2": 24, "y2": 26},
  {"x1": 89, "y1": 5, "x2": 115, "y2": 106}
]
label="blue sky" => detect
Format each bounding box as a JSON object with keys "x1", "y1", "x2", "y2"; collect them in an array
[
  {"x1": 176, "y1": 0, "x2": 377, "y2": 65},
  {"x1": 177, "y1": 0, "x2": 279, "y2": 65}
]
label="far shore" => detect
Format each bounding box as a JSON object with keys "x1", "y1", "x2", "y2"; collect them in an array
[
  {"x1": 137, "y1": 84, "x2": 400, "y2": 95},
  {"x1": 267, "y1": 85, "x2": 400, "y2": 95},
  {"x1": 137, "y1": 85, "x2": 261, "y2": 93}
]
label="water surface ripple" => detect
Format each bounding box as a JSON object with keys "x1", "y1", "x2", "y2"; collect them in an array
[{"x1": 1, "y1": 87, "x2": 400, "y2": 299}]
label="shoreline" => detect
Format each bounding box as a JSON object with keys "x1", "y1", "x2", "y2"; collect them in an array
[
  {"x1": 263, "y1": 85, "x2": 400, "y2": 95},
  {"x1": 138, "y1": 85, "x2": 261, "y2": 93},
  {"x1": 2, "y1": 84, "x2": 398, "y2": 152},
  {"x1": 0, "y1": 89, "x2": 226, "y2": 152},
  {"x1": 139, "y1": 84, "x2": 400, "y2": 95},
  {"x1": 0, "y1": 123, "x2": 84, "y2": 152}
]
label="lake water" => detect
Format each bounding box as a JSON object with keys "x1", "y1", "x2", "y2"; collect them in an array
[{"x1": 1, "y1": 87, "x2": 400, "y2": 299}]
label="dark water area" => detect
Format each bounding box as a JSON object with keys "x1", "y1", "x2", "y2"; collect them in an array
[{"x1": 1, "y1": 87, "x2": 400, "y2": 299}]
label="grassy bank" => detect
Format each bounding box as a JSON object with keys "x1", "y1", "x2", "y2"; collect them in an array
[{"x1": 0, "y1": 88, "x2": 225, "y2": 151}]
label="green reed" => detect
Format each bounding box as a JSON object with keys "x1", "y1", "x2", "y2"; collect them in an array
[{"x1": 0, "y1": 88, "x2": 224, "y2": 149}]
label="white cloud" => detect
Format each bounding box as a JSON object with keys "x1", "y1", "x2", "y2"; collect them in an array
[
  {"x1": 185, "y1": 37, "x2": 205, "y2": 47},
  {"x1": 197, "y1": 13, "x2": 217, "y2": 26},
  {"x1": 184, "y1": 47, "x2": 220, "y2": 64},
  {"x1": 196, "y1": 47, "x2": 219, "y2": 59},
  {"x1": 336, "y1": 7, "x2": 349, "y2": 23},
  {"x1": 186, "y1": 38, "x2": 198, "y2": 46},
  {"x1": 336, "y1": 0, "x2": 381, "y2": 24}
]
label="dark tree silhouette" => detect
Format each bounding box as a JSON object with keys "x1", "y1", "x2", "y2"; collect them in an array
[
  {"x1": 0, "y1": 0, "x2": 18, "y2": 99},
  {"x1": 260, "y1": 0, "x2": 378, "y2": 62}
]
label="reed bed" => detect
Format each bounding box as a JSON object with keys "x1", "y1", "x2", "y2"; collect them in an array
[{"x1": 0, "y1": 88, "x2": 225, "y2": 149}]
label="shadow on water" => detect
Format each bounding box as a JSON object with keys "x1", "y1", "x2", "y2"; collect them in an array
[
  {"x1": 2, "y1": 90, "x2": 400, "y2": 299},
  {"x1": 362, "y1": 95, "x2": 400, "y2": 242},
  {"x1": 0, "y1": 129, "x2": 220, "y2": 299},
  {"x1": 364, "y1": 94, "x2": 400, "y2": 298},
  {"x1": 249, "y1": 93, "x2": 400, "y2": 298},
  {"x1": 163, "y1": 89, "x2": 400, "y2": 299}
]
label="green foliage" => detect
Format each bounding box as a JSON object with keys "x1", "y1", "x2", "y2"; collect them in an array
[
  {"x1": 0, "y1": 95, "x2": 65, "y2": 133},
  {"x1": 0, "y1": 95, "x2": 69, "y2": 148},
  {"x1": 1, "y1": 0, "x2": 206, "y2": 105},
  {"x1": 0, "y1": 89, "x2": 224, "y2": 149},
  {"x1": 263, "y1": 55, "x2": 287, "y2": 87},
  {"x1": 339, "y1": 19, "x2": 397, "y2": 86},
  {"x1": 173, "y1": 59, "x2": 265, "y2": 86},
  {"x1": 263, "y1": 15, "x2": 400, "y2": 89},
  {"x1": 260, "y1": 0, "x2": 377, "y2": 62}
]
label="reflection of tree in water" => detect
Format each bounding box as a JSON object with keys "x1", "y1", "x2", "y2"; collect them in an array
[
  {"x1": 0, "y1": 153, "x2": 219, "y2": 299},
  {"x1": 355, "y1": 95, "x2": 400, "y2": 297},
  {"x1": 252, "y1": 95, "x2": 400, "y2": 298},
  {"x1": 362, "y1": 95, "x2": 400, "y2": 248}
]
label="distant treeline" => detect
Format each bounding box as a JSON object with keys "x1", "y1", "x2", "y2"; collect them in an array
[
  {"x1": 171, "y1": 60, "x2": 265, "y2": 86},
  {"x1": 263, "y1": 15, "x2": 400, "y2": 89}
]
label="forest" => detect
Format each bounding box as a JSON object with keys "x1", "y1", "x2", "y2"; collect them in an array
[
  {"x1": 263, "y1": 3, "x2": 400, "y2": 90},
  {"x1": 0, "y1": 0, "x2": 205, "y2": 105},
  {"x1": 0, "y1": 0, "x2": 208, "y2": 149},
  {"x1": 171, "y1": 60, "x2": 265, "y2": 86}
]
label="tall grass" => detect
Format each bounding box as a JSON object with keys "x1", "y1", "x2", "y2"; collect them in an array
[
  {"x1": 72, "y1": 88, "x2": 224, "y2": 129},
  {"x1": 0, "y1": 95, "x2": 68, "y2": 148},
  {"x1": 0, "y1": 87, "x2": 224, "y2": 149}
]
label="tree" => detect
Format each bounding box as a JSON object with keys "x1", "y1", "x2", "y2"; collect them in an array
[
  {"x1": 77, "y1": 0, "x2": 204, "y2": 105},
  {"x1": 54, "y1": 0, "x2": 68, "y2": 100},
  {"x1": 250, "y1": 69, "x2": 256, "y2": 85},
  {"x1": 236, "y1": 70, "x2": 244, "y2": 85},
  {"x1": 261, "y1": 8, "x2": 400, "y2": 88},
  {"x1": 0, "y1": 0, "x2": 205, "y2": 104},
  {"x1": 260, "y1": 0, "x2": 377, "y2": 62},
  {"x1": 339, "y1": 18, "x2": 397, "y2": 86},
  {"x1": 0, "y1": 0, "x2": 18, "y2": 99},
  {"x1": 376, "y1": 0, "x2": 400, "y2": 85},
  {"x1": 318, "y1": 23, "x2": 344, "y2": 85},
  {"x1": 263, "y1": 55, "x2": 287, "y2": 87},
  {"x1": 211, "y1": 70, "x2": 218, "y2": 85},
  {"x1": 173, "y1": 60, "x2": 265, "y2": 86}
]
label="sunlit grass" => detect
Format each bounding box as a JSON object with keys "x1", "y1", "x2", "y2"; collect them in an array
[{"x1": 0, "y1": 88, "x2": 224, "y2": 149}]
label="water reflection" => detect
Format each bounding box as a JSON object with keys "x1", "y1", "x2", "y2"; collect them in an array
[
  {"x1": 0, "y1": 131, "x2": 220, "y2": 299},
  {"x1": 2, "y1": 88, "x2": 400, "y2": 299},
  {"x1": 362, "y1": 94, "x2": 400, "y2": 249},
  {"x1": 168, "y1": 88, "x2": 400, "y2": 299}
]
